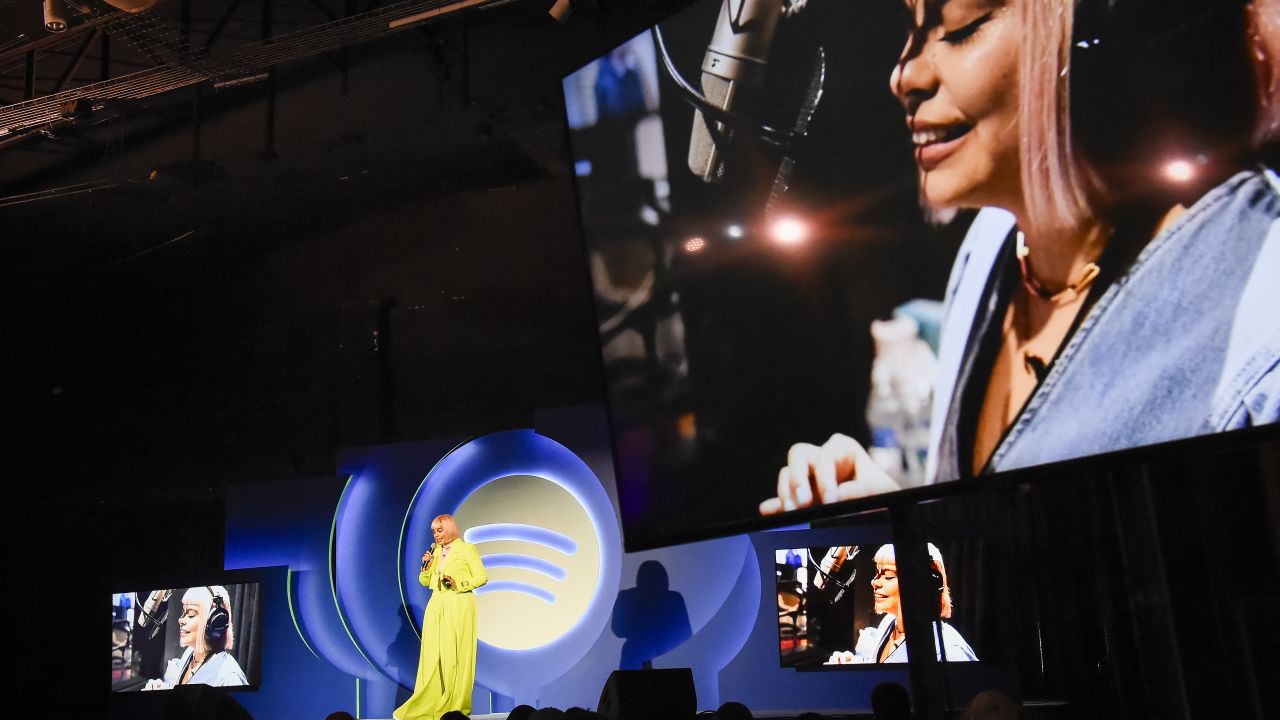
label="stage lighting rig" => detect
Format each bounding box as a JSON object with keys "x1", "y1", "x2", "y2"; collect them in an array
[
  {"x1": 546, "y1": 0, "x2": 602, "y2": 22},
  {"x1": 99, "y1": 0, "x2": 163, "y2": 11},
  {"x1": 43, "y1": 0, "x2": 68, "y2": 32}
]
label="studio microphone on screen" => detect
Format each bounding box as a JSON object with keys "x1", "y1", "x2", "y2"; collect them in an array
[
  {"x1": 812, "y1": 546, "x2": 847, "y2": 590},
  {"x1": 421, "y1": 542, "x2": 436, "y2": 571},
  {"x1": 136, "y1": 589, "x2": 172, "y2": 640},
  {"x1": 688, "y1": 0, "x2": 783, "y2": 182},
  {"x1": 812, "y1": 546, "x2": 859, "y2": 604}
]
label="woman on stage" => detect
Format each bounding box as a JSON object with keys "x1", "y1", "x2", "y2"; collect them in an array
[{"x1": 395, "y1": 514, "x2": 488, "y2": 720}]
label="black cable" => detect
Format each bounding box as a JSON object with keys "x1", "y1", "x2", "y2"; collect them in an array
[{"x1": 649, "y1": 23, "x2": 794, "y2": 147}]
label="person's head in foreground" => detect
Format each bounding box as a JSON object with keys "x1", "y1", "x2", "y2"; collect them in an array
[
  {"x1": 716, "y1": 701, "x2": 753, "y2": 720},
  {"x1": 963, "y1": 689, "x2": 1021, "y2": 720},
  {"x1": 871, "y1": 681, "x2": 912, "y2": 720},
  {"x1": 507, "y1": 705, "x2": 537, "y2": 720}
]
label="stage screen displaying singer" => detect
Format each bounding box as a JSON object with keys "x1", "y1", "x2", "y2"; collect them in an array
[
  {"x1": 563, "y1": 0, "x2": 1280, "y2": 549},
  {"x1": 111, "y1": 582, "x2": 262, "y2": 691},
  {"x1": 775, "y1": 542, "x2": 983, "y2": 668}
]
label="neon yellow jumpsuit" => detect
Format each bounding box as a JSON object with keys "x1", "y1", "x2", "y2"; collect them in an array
[{"x1": 394, "y1": 540, "x2": 488, "y2": 720}]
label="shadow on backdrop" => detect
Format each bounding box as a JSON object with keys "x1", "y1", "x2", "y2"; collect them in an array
[
  {"x1": 610, "y1": 560, "x2": 692, "y2": 669},
  {"x1": 387, "y1": 606, "x2": 421, "y2": 706}
]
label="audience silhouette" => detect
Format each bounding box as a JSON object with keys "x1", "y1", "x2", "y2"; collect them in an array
[
  {"x1": 715, "y1": 700, "x2": 753, "y2": 720},
  {"x1": 963, "y1": 690, "x2": 1021, "y2": 720},
  {"x1": 508, "y1": 704, "x2": 536, "y2": 720},
  {"x1": 870, "y1": 682, "x2": 911, "y2": 720}
]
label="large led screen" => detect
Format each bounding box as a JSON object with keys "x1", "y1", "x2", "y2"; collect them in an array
[
  {"x1": 111, "y1": 582, "x2": 262, "y2": 691},
  {"x1": 564, "y1": 0, "x2": 1280, "y2": 549}
]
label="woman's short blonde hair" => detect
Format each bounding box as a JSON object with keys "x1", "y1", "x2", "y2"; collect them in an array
[
  {"x1": 873, "y1": 543, "x2": 954, "y2": 620},
  {"x1": 432, "y1": 514, "x2": 460, "y2": 543},
  {"x1": 181, "y1": 585, "x2": 236, "y2": 652}
]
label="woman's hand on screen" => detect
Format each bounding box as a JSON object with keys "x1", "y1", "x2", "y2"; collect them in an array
[
  {"x1": 758, "y1": 433, "x2": 900, "y2": 515},
  {"x1": 142, "y1": 678, "x2": 171, "y2": 691}
]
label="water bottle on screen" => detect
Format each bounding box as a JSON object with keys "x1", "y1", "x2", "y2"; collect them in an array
[{"x1": 867, "y1": 316, "x2": 937, "y2": 487}]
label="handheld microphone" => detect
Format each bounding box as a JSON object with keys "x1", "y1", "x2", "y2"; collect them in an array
[
  {"x1": 136, "y1": 589, "x2": 172, "y2": 640},
  {"x1": 421, "y1": 542, "x2": 436, "y2": 571},
  {"x1": 688, "y1": 0, "x2": 783, "y2": 182}
]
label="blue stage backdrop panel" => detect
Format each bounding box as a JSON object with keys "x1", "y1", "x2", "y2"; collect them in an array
[
  {"x1": 225, "y1": 405, "x2": 961, "y2": 717},
  {"x1": 224, "y1": 477, "x2": 363, "y2": 720},
  {"x1": 331, "y1": 439, "x2": 462, "y2": 691}
]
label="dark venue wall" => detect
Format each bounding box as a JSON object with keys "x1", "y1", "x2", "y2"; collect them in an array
[{"x1": 2, "y1": 0, "x2": 694, "y2": 711}]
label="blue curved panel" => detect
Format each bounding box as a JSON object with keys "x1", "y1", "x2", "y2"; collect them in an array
[
  {"x1": 294, "y1": 566, "x2": 375, "y2": 678},
  {"x1": 330, "y1": 440, "x2": 460, "y2": 690},
  {"x1": 656, "y1": 536, "x2": 761, "y2": 706},
  {"x1": 223, "y1": 474, "x2": 382, "y2": 720}
]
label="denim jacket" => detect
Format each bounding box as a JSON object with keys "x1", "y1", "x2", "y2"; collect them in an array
[{"x1": 926, "y1": 168, "x2": 1280, "y2": 483}]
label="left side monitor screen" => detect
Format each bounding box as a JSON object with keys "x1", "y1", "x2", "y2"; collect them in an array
[{"x1": 111, "y1": 583, "x2": 261, "y2": 692}]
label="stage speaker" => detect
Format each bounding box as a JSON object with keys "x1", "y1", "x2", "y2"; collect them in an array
[{"x1": 597, "y1": 668, "x2": 696, "y2": 720}]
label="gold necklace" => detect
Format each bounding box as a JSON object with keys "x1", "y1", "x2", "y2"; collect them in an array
[{"x1": 1015, "y1": 230, "x2": 1101, "y2": 302}]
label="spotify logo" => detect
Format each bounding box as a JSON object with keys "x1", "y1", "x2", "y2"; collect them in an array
[
  {"x1": 455, "y1": 475, "x2": 601, "y2": 650},
  {"x1": 403, "y1": 429, "x2": 621, "y2": 696}
]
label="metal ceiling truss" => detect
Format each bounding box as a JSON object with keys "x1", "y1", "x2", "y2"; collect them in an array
[{"x1": 0, "y1": 0, "x2": 506, "y2": 146}]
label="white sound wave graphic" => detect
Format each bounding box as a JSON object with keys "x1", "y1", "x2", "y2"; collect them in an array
[
  {"x1": 465, "y1": 523, "x2": 576, "y2": 604},
  {"x1": 454, "y1": 472, "x2": 603, "y2": 651}
]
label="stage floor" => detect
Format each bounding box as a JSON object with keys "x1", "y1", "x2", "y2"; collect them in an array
[
  {"x1": 441, "y1": 702, "x2": 1068, "y2": 720},
  {"x1": 368, "y1": 703, "x2": 1068, "y2": 720}
]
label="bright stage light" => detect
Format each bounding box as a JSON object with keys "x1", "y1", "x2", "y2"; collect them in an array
[
  {"x1": 769, "y1": 216, "x2": 810, "y2": 246},
  {"x1": 726, "y1": 224, "x2": 744, "y2": 239},
  {"x1": 683, "y1": 237, "x2": 707, "y2": 253},
  {"x1": 1164, "y1": 158, "x2": 1196, "y2": 183}
]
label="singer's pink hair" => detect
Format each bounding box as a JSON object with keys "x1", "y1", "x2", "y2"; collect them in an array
[
  {"x1": 432, "y1": 514, "x2": 460, "y2": 543},
  {"x1": 1017, "y1": 0, "x2": 1096, "y2": 237},
  {"x1": 899, "y1": 0, "x2": 1095, "y2": 236}
]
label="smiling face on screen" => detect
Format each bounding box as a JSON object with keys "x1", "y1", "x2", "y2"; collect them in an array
[
  {"x1": 890, "y1": 0, "x2": 1024, "y2": 214},
  {"x1": 870, "y1": 562, "x2": 903, "y2": 618}
]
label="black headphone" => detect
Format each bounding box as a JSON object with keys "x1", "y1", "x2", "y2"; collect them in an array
[
  {"x1": 204, "y1": 587, "x2": 230, "y2": 653},
  {"x1": 1070, "y1": 0, "x2": 1255, "y2": 205}
]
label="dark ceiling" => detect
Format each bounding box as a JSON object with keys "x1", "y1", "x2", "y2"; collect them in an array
[
  {"x1": 2, "y1": 0, "x2": 696, "y2": 502},
  {"x1": 3, "y1": 5, "x2": 700, "y2": 703}
]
